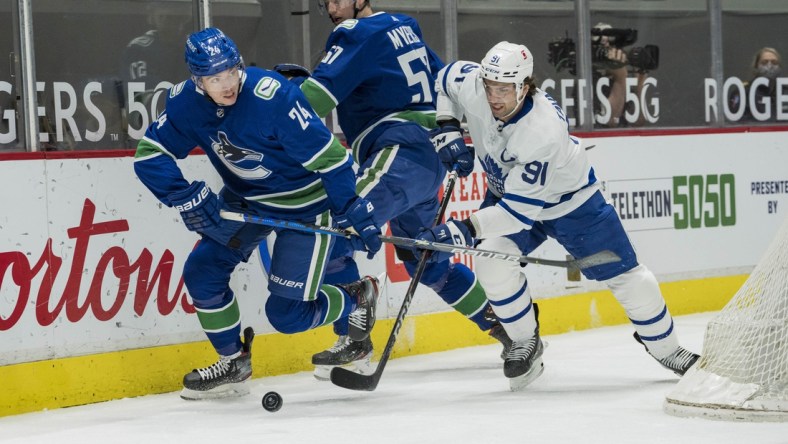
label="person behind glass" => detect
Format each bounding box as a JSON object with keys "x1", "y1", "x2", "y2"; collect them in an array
[
  {"x1": 728, "y1": 47, "x2": 784, "y2": 122},
  {"x1": 119, "y1": 3, "x2": 192, "y2": 145},
  {"x1": 297, "y1": 0, "x2": 507, "y2": 380},
  {"x1": 419, "y1": 41, "x2": 700, "y2": 390},
  {"x1": 591, "y1": 22, "x2": 648, "y2": 128},
  {"x1": 133, "y1": 28, "x2": 383, "y2": 400}
]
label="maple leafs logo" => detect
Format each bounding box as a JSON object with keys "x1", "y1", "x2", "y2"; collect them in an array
[{"x1": 482, "y1": 154, "x2": 507, "y2": 196}]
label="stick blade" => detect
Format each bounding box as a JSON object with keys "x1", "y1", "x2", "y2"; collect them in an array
[
  {"x1": 330, "y1": 366, "x2": 380, "y2": 391},
  {"x1": 573, "y1": 250, "x2": 621, "y2": 269}
]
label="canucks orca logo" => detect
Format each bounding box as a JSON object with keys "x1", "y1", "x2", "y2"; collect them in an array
[
  {"x1": 482, "y1": 154, "x2": 507, "y2": 196},
  {"x1": 210, "y1": 131, "x2": 271, "y2": 180}
]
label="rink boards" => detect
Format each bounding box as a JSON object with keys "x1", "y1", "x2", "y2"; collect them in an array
[{"x1": 0, "y1": 129, "x2": 786, "y2": 416}]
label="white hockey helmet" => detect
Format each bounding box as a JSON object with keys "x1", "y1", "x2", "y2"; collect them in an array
[{"x1": 480, "y1": 41, "x2": 534, "y2": 85}]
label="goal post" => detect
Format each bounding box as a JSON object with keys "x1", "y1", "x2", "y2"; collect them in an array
[{"x1": 664, "y1": 216, "x2": 788, "y2": 422}]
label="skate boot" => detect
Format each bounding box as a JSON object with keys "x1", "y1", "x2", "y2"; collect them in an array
[
  {"x1": 504, "y1": 303, "x2": 544, "y2": 391},
  {"x1": 484, "y1": 305, "x2": 513, "y2": 360},
  {"x1": 341, "y1": 275, "x2": 380, "y2": 342},
  {"x1": 181, "y1": 326, "x2": 254, "y2": 400},
  {"x1": 634, "y1": 332, "x2": 700, "y2": 376},
  {"x1": 504, "y1": 334, "x2": 545, "y2": 391},
  {"x1": 311, "y1": 335, "x2": 374, "y2": 381},
  {"x1": 488, "y1": 323, "x2": 513, "y2": 360}
]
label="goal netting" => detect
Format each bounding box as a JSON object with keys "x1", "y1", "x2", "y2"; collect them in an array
[{"x1": 664, "y1": 217, "x2": 788, "y2": 422}]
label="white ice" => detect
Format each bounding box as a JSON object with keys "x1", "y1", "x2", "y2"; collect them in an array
[{"x1": 2, "y1": 312, "x2": 786, "y2": 444}]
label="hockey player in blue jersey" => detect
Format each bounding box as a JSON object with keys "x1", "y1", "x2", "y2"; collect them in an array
[
  {"x1": 417, "y1": 41, "x2": 699, "y2": 390},
  {"x1": 133, "y1": 28, "x2": 384, "y2": 400},
  {"x1": 298, "y1": 0, "x2": 509, "y2": 380}
]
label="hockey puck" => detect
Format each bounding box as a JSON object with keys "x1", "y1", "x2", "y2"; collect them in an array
[{"x1": 262, "y1": 391, "x2": 283, "y2": 412}]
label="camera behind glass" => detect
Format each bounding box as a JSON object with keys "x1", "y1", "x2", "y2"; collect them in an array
[{"x1": 547, "y1": 28, "x2": 659, "y2": 75}]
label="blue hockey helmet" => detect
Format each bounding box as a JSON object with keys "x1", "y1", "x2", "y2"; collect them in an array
[{"x1": 185, "y1": 28, "x2": 242, "y2": 77}]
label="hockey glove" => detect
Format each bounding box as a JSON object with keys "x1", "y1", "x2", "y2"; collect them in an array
[
  {"x1": 273, "y1": 63, "x2": 311, "y2": 86},
  {"x1": 429, "y1": 124, "x2": 475, "y2": 177},
  {"x1": 168, "y1": 181, "x2": 221, "y2": 232},
  {"x1": 415, "y1": 219, "x2": 474, "y2": 263},
  {"x1": 335, "y1": 197, "x2": 382, "y2": 259}
]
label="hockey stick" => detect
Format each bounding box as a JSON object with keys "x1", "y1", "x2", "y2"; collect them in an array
[
  {"x1": 219, "y1": 211, "x2": 619, "y2": 270},
  {"x1": 329, "y1": 169, "x2": 461, "y2": 391}
]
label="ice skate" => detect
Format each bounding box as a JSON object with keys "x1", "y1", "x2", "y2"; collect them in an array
[
  {"x1": 504, "y1": 303, "x2": 544, "y2": 391},
  {"x1": 312, "y1": 335, "x2": 374, "y2": 381},
  {"x1": 504, "y1": 334, "x2": 545, "y2": 391},
  {"x1": 341, "y1": 275, "x2": 380, "y2": 341},
  {"x1": 484, "y1": 305, "x2": 513, "y2": 360},
  {"x1": 180, "y1": 327, "x2": 254, "y2": 400},
  {"x1": 634, "y1": 332, "x2": 699, "y2": 376},
  {"x1": 488, "y1": 323, "x2": 513, "y2": 360}
]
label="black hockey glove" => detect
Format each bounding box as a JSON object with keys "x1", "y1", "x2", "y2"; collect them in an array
[{"x1": 273, "y1": 63, "x2": 312, "y2": 86}]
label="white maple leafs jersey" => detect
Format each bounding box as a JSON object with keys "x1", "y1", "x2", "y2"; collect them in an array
[{"x1": 435, "y1": 61, "x2": 600, "y2": 238}]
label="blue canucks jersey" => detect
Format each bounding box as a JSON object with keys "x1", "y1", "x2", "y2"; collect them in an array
[
  {"x1": 301, "y1": 12, "x2": 444, "y2": 163},
  {"x1": 133, "y1": 67, "x2": 357, "y2": 220}
]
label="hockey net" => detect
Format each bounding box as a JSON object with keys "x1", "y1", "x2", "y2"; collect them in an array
[{"x1": 664, "y1": 217, "x2": 788, "y2": 422}]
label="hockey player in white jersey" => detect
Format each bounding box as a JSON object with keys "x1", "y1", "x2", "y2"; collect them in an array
[{"x1": 418, "y1": 41, "x2": 699, "y2": 390}]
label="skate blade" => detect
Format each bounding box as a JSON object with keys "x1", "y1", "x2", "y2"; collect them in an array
[
  {"x1": 313, "y1": 357, "x2": 374, "y2": 381},
  {"x1": 180, "y1": 382, "x2": 250, "y2": 400},
  {"x1": 509, "y1": 358, "x2": 544, "y2": 392},
  {"x1": 376, "y1": 271, "x2": 388, "y2": 291}
]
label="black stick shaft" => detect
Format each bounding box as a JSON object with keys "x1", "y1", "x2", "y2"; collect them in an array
[{"x1": 330, "y1": 169, "x2": 460, "y2": 391}]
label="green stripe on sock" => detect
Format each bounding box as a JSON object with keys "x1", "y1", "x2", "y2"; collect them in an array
[
  {"x1": 319, "y1": 285, "x2": 345, "y2": 326},
  {"x1": 451, "y1": 280, "x2": 488, "y2": 317},
  {"x1": 195, "y1": 297, "x2": 240, "y2": 332}
]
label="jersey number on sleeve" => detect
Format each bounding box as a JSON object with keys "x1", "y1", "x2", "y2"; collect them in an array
[
  {"x1": 321, "y1": 45, "x2": 344, "y2": 65},
  {"x1": 288, "y1": 101, "x2": 313, "y2": 130},
  {"x1": 397, "y1": 47, "x2": 433, "y2": 104}
]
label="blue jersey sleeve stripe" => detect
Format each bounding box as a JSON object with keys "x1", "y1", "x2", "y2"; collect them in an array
[
  {"x1": 502, "y1": 192, "x2": 545, "y2": 207},
  {"x1": 542, "y1": 168, "x2": 598, "y2": 209},
  {"x1": 498, "y1": 200, "x2": 535, "y2": 227}
]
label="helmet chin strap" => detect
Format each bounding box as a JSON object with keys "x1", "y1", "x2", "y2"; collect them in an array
[
  {"x1": 353, "y1": 0, "x2": 369, "y2": 18},
  {"x1": 498, "y1": 82, "x2": 527, "y2": 122}
]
